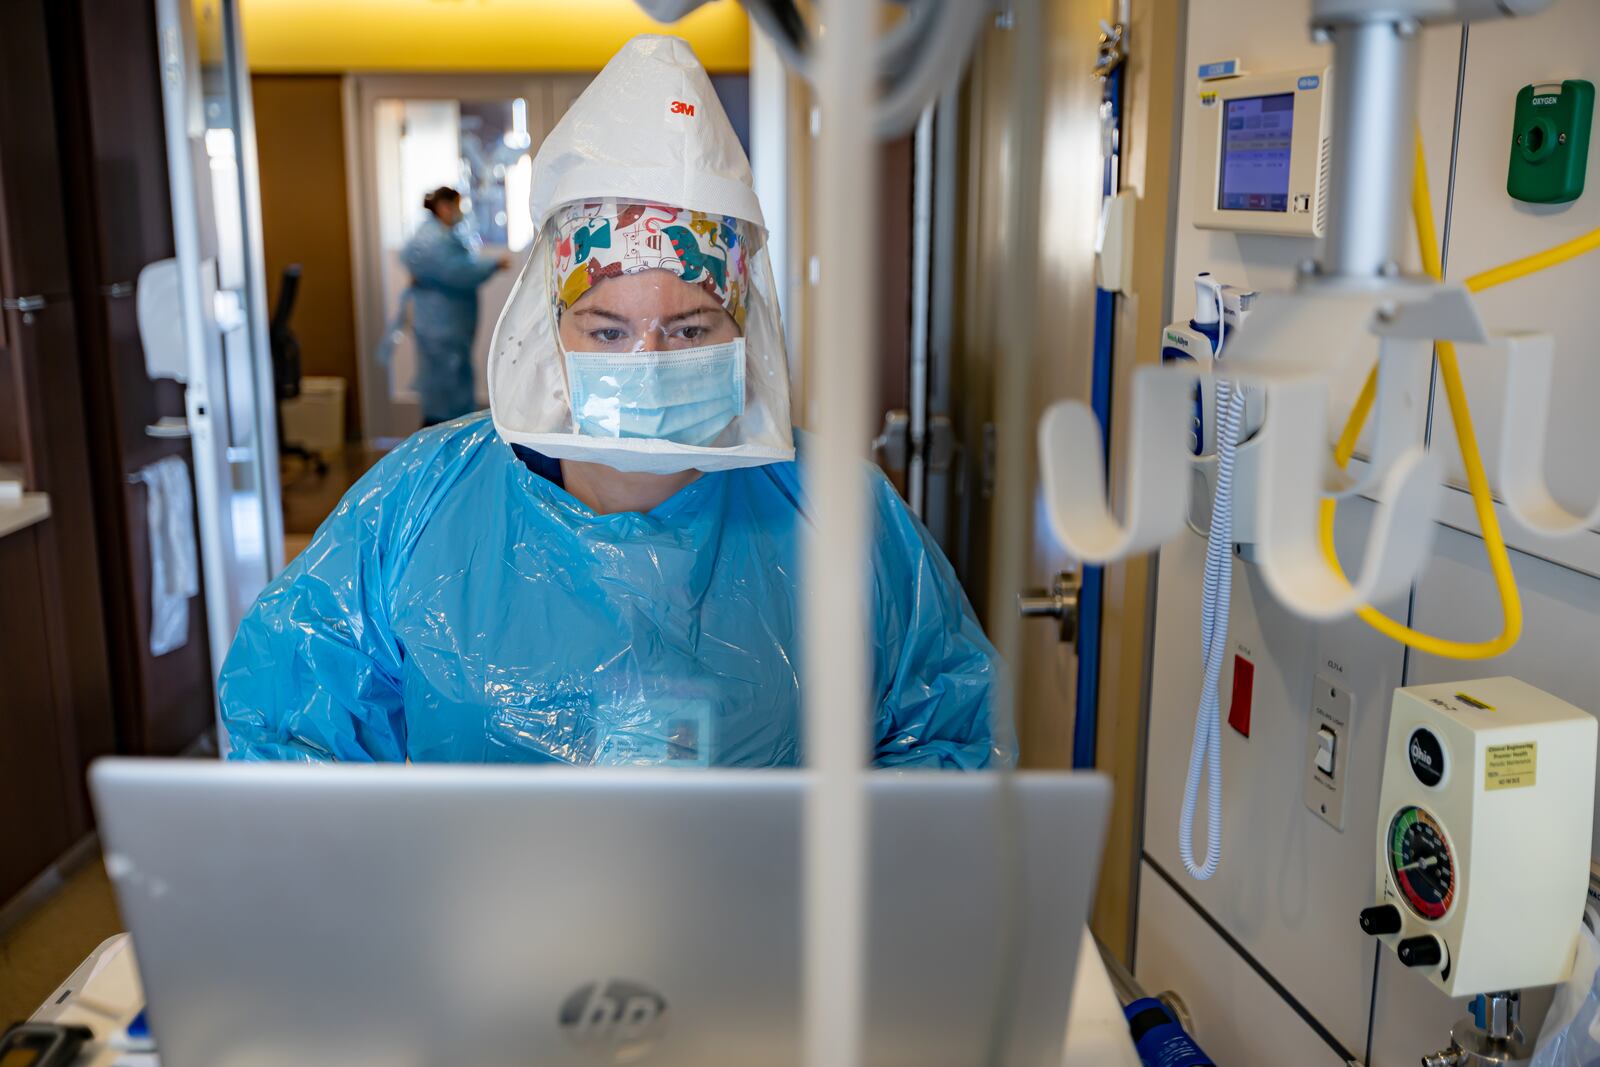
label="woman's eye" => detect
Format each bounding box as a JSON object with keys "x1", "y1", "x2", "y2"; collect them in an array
[
  {"x1": 590, "y1": 328, "x2": 626, "y2": 343},
  {"x1": 678, "y1": 325, "x2": 708, "y2": 341}
]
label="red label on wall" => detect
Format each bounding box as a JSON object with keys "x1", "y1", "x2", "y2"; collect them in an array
[{"x1": 1228, "y1": 654, "x2": 1255, "y2": 738}]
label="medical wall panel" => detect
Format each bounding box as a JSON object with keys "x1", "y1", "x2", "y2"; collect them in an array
[
  {"x1": 1139, "y1": 1, "x2": 1469, "y2": 1059},
  {"x1": 1362, "y1": 6, "x2": 1600, "y2": 1061},
  {"x1": 1144, "y1": 492, "x2": 1410, "y2": 1057},
  {"x1": 1425, "y1": 3, "x2": 1600, "y2": 528},
  {"x1": 1133, "y1": 858, "x2": 1355, "y2": 1067},
  {"x1": 1369, "y1": 531, "x2": 1600, "y2": 1063}
]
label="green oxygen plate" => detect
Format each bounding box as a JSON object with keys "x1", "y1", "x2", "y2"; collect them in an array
[{"x1": 1508, "y1": 79, "x2": 1594, "y2": 205}]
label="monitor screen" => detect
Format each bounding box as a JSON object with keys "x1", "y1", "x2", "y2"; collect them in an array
[{"x1": 1218, "y1": 92, "x2": 1295, "y2": 212}]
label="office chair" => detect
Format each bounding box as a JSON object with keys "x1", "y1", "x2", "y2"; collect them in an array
[{"x1": 270, "y1": 264, "x2": 326, "y2": 476}]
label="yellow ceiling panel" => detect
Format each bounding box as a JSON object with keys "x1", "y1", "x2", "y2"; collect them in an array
[{"x1": 241, "y1": 0, "x2": 749, "y2": 73}]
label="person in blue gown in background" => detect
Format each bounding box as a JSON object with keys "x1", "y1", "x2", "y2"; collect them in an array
[
  {"x1": 400, "y1": 186, "x2": 510, "y2": 426},
  {"x1": 219, "y1": 35, "x2": 1010, "y2": 770}
]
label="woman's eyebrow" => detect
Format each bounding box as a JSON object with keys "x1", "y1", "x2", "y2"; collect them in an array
[
  {"x1": 661, "y1": 305, "x2": 722, "y2": 327},
  {"x1": 572, "y1": 307, "x2": 630, "y2": 324}
]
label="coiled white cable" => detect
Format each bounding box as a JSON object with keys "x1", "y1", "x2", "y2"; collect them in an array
[{"x1": 1180, "y1": 288, "x2": 1238, "y2": 881}]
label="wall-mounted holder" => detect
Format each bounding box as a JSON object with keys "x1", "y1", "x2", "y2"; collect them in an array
[
  {"x1": 1508, "y1": 79, "x2": 1594, "y2": 205},
  {"x1": 1494, "y1": 330, "x2": 1600, "y2": 537},
  {"x1": 1036, "y1": 276, "x2": 1491, "y2": 622}
]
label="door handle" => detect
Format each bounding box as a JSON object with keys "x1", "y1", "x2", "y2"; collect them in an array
[
  {"x1": 871, "y1": 409, "x2": 911, "y2": 472},
  {"x1": 1018, "y1": 570, "x2": 1080, "y2": 646}
]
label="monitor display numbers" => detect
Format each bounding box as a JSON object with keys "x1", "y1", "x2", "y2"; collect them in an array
[{"x1": 1218, "y1": 92, "x2": 1295, "y2": 212}]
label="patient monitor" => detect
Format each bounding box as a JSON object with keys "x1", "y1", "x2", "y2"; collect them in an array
[{"x1": 1194, "y1": 67, "x2": 1332, "y2": 237}]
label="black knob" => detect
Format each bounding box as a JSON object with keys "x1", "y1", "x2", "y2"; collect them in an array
[
  {"x1": 1360, "y1": 905, "x2": 1403, "y2": 936},
  {"x1": 1397, "y1": 935, "x2": 1444, "y2": 968}
]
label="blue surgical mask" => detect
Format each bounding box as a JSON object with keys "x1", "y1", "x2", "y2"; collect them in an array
[{"x1": 565, "y1": 340, "x2": 746, "y2": 447}]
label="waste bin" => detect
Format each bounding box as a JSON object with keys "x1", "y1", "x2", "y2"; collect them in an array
[{"x1": 280, "y1": 376, "x2": 347, "y2": 459}]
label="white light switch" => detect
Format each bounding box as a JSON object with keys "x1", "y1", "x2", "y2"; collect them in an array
[
  {"x1": 1315, "y1": 725, "x2": 1337, "y2": 775},
  {"x1": 1305, "y1": 676, "x2": 1354, "y2": 831}
]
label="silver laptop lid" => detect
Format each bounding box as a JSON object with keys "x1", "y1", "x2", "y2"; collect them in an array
[{"x1": 90, "y1": 760, "x2": 1109, "y2": 1067}]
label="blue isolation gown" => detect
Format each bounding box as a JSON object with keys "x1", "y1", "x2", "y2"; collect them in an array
[
  {"x1": 400, "y1": 219, "x2": 499, "y2": 423},
  {"x1": 220, "y1": 414, "x2": 1008, "y2": 768}
]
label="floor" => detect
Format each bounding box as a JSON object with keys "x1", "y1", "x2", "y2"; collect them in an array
[
  {"x1": 280, "y1": 443, "x2": 386, "y2": 560},
  {"x1": 0, "y1": 860, "x2": 120, "y2": 1026},
  {"x1": 0, "y1": 444, "x2": 387, "y2": 1028}
]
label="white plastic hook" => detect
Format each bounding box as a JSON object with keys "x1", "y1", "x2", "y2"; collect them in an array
[
  {"x1": 1219, "y1": 289, "x2": 1388, "y2": 380},
  {"x1": 1253, "y1": 378, "x2": 1444, "y2": 620},
  {"x1": 1497, "y1": 331, "x2": 1600, "y2": 537},
  {"x1": 1038, "y1": 366, "x2": 1195, "y2": 562},
  {"x1": 1328, "y1": 336, "x2": 1435, "y2": 499}
]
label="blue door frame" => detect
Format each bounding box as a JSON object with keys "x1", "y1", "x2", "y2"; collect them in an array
[{"x1": 1072, "y1": 61, "x2": 1123, "y2": 770}]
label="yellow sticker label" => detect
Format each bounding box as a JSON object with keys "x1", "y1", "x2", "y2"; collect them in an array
[
  {"x1": 1200, "y1": 91, "x2": 1218, "y2": 108},
  {"x1": 1485, "y1": 742, "x2": 1537, "y2": 791}
]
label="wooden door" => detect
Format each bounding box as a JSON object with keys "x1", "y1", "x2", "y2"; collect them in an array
[{"x1": 48, "y1": 0, "x2": 215, "y2": 755}]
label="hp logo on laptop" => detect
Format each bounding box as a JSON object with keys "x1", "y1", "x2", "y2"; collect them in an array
[{"x1": 559, "y1": 979, "x2": 669, "y2": 1062}]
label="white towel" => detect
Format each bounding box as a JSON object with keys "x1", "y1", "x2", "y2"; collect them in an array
[{"x1": 139, "y1": 456, "x2": 200, "y2": 656}]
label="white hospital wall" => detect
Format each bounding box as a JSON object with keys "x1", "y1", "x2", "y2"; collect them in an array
[{"x1": 1135, "y1": 2, "x2": 1600, "y2": 1064}]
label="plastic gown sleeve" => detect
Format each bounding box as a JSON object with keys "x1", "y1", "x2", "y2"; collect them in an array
[
  {"x1": 863, "y1": 466, "x2": 1012, "y2": 769},
  {"x1": 402, "y1": 226, "x2": 499, "y2": 294},
  {"x1": 217, "y1": 434, "x2": 459, "y2": 761}
]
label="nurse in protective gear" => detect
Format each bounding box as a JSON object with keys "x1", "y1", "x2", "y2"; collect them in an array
[
  {"x1": 399, "y1": 186, "x2": 511, "y2": 426},
  {"x1": 220, "y1": 34, "x2": 1009, "y2": 769}
]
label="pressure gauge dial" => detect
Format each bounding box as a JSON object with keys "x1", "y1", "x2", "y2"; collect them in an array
[{"x1": 1388, "y1": 805, "x2": 1456, "y2": 921}]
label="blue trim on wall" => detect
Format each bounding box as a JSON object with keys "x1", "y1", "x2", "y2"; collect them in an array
[{"x1": 1073, "y1": 63, "x2": 1123, "y2": 771}]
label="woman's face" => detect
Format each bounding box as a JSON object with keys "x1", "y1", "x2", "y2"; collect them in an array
[
  {"x1": 559, "y1": 270, "x2": 739, "y2": 354},
  {"x1": 435, "y1": 201, "x2": 464, "y2": 227}
]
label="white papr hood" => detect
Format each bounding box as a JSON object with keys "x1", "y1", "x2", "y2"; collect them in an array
[{"x1": 487, "y1": 34, "x2": 794, "y2": 474}]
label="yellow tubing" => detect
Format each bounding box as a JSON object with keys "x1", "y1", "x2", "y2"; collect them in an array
[
  {"x1": 1466, "y1": 226, "x2": 1600, "y2": 292},
  {"x1": 1315, "y1": 131, "x2": 1535, "y2": 659}
]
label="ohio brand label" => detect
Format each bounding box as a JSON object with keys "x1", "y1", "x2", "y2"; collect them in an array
[{"x1": 1485, "y1": 742, "x2": 1537, "y2": 791}]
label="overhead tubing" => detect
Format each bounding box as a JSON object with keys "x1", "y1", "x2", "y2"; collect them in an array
[{"x1": 741, "y1": 0, "x2": 989, "y2": 137}]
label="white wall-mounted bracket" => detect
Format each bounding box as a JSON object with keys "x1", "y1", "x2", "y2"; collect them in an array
[
  {"x1": 1036, "y1": 278, "x2": 1488, "y2": 620},
  {"x1": 1038, "y1": 365, "x2": 1195, "y2": 562},
  {"x1": 1497, "y1": 330, "x2": 1600, "y2": 538},
  {"x1": 1252, "y1": 377, "x2": 1443, "y2": 619},
  {"x1": 1328, "y1": 335, "x2": 1435, "y2": 500}
]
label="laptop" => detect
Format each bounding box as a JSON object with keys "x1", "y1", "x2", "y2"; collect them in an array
[{"x1": 90, "y1": 760, "x2": 1109, "y2": 1066}]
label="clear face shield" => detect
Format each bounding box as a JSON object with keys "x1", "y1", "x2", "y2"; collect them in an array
[
  {"x1": 489, "y1": 196, "x2": 794, "y2": 473},
  {"x1": 552, "y1": 202, "x2": 750, "y2": 448}
]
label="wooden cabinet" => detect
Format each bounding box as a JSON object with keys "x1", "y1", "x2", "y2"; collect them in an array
[
  {"x1": 0, "y1": 525, "x2": 76, "y2": 904},
  {"x1": 0, "y1": 0, "x2": 116, "y2": 851},
  {"x1": 0, "y1": 0, "x2": 213, "y2": 911},
  {"x1": 46, "y1": 0, "x2": 216, "y2": 758}
]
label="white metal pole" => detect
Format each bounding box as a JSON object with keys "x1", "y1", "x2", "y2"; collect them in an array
[
  {"x1": 749, "y1": 27, "x2": 792, "y2": 357},
  {"x1": 223, "y1": 0, "x2": 286, "y2": 579},
  {"x1": 803, "y1": 1, "x2": 876, "y2": 1065}
]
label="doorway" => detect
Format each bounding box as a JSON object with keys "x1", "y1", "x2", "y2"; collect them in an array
[{"x1": 346, "y1": 74, "x2": 592, "y2": 442}]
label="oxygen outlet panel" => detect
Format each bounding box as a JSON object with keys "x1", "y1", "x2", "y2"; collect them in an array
[
  {"x1": 1363, "y1": 678, "x2": 1596, "y2": 997},
  {"x1": 1508, "y1": 79, "x2": 1594, "y2": 204}
]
